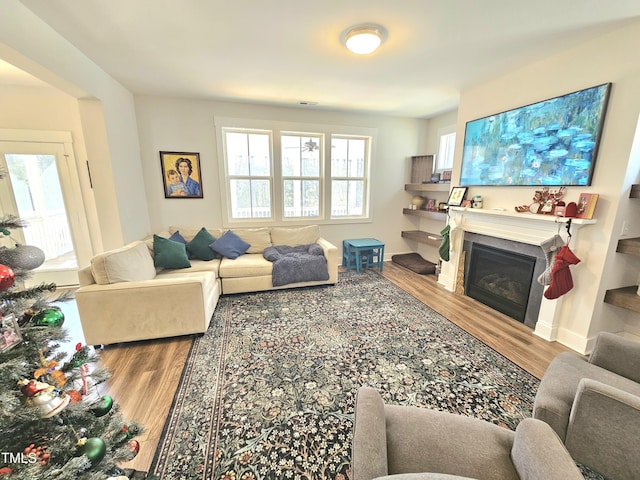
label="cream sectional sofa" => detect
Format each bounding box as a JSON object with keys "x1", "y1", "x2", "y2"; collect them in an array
[{"x1": 75, "y1": 225, "x2": 339, "y2": 345}]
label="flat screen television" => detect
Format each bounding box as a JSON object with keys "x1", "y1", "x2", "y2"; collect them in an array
[{"x1": 460, "y1": 83, "x2": 611, "y2": 186}]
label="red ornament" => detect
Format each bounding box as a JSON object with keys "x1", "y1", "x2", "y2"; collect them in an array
[
  {"x1": 128, "y1": 439, "x2": 140, "y2": 456},
  {"x1": 67, "y1": 390, "x2": 83, "y2": 403},
  {"x1": 0, "y1": 264, "x2": 15, "y2": 291}
]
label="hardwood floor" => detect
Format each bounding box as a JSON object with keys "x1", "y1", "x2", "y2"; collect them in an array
[{"x1": 98, "y1": 261, "x2": 574, "y2": 473}]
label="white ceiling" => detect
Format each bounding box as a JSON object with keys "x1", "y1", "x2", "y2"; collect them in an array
[{"x1": 9, "y1": 1, "x2": 640, "y2": 117}]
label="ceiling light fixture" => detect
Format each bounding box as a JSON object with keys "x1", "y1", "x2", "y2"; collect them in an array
[{"x1": 344, "y1": 25, "x2": 385, "y2": 55}]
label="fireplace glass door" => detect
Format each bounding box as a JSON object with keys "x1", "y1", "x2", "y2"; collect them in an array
[{"x1": 465, "y1": 243, "x2": 537, "y2": 322}]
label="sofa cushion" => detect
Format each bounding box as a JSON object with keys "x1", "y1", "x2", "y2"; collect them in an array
[
  {"x1": 186, "y1": 227, "x2": 218, "y2": 261},
  {"x1": 219, "y1": 253, "x2": 273, "y2": 278},
  {"x1": 211, "y1": 230, "x2": 251, "y2": 259},
  {"x1": 271, "y1": 225, "x2": 320, "y2": 246},
  {"x1": 153, "y1": 235, "x2": 191, "y2": 269},
  {"x1": 233, "y1": 227, "x2": 272, "y2": 254},
  {"x1": 90, "y1": 241, "x2": 156, "y2": 285}
]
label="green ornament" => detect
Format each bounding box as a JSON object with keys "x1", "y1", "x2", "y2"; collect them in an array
[
  {"x1": 91, "y1": 395, "x2": 113, "y2": 417},
  {"x1": 77, "y1": 437, "x2": 106, "y2": 465},
  {"x1": 32, "y1": 308, "x2": 65, "y2": 327}
]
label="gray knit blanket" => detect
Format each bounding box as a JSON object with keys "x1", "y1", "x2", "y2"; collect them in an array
[{"x1": 263, "y1": 244, "x2": 329, "y2": 287}]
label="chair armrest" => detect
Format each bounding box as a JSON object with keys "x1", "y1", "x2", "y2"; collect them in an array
[
  {"x1": 352, "y1": 387, "x2": 388, "y2": 480},
  {"x1": 317, "y1": 237, "x2": 339, "y2": 283},
  {"x1": 511, "y1": 418, "x2": 583, "y2": 480},
  {"x1": 589, "y1": 332, "x2": 640, "y2": 383},
  {"x1": 565, "y1": 378, "x2": 640, "y2": 480}
]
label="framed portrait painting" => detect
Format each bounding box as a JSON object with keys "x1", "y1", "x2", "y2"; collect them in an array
[{"x1": 160, "y1": 151, "x2": 203, "y2": 198}]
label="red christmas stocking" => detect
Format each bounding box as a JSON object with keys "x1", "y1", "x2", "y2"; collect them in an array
[{"x1": 544, "y1": 245, "x2": 581, "y2": 299}]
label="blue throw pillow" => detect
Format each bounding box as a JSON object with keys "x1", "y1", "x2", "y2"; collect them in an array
[
  {"x1": 169, "y1": 230, "x2": 187, "y2": 244},
  {"x1": 211, "y1": 230, "x2": 250, "y2": 259}
]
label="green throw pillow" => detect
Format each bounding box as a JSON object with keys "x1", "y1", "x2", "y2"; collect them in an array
[
  {"x1": 186, "y1": 227, "x2": 218, "y2": 261},
  {"x1": 153, "y1": 235, "x2": 191, "y2": 269}
]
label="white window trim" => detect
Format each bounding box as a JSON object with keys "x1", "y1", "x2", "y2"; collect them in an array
[{"x1": 214, "y1": 117, "x2": 377, "y2": 227}]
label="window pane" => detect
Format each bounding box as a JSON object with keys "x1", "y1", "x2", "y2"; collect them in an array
[
  {"x1": 229, "y1": 179, "x2": 271, "y2": 218},
  {"x1": 230, "y1": 179, "x2": 251, "y2": 218},
  {"x1": 282, "y1": 135, "x2": 320, "y2": 177},
  {"x1": 283, "y1": 180, "x2": 320, "y2": 218},
  {"x1": 249, "y1": 134, "x2": 271, "y2": 176},
  {"x1": 331, "y1": 179, "x2": 364, "y2": 217},
  {"x1": 331, "y1": 138, "x2": 348, "y2": 177},
  {"x1": 331, "y1": 180, "x2": 348, "y2": 216},
  {"x1": 348, "y1": 139, "x2": 365, "y2": 177},
  {"x1": 226, "y1": 132, "x2": 249, "y2": 176},
  {"x1": 251, "y1": 179, "x2": 271, "y2": 218}
]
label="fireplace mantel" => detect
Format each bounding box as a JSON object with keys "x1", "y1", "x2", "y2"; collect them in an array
[
  {"x1": 448, "y1": 207, "x2": 596, "y2": 245},
  {"x1": 440, "y1": 207, "x2": 598, "y2": 342}
]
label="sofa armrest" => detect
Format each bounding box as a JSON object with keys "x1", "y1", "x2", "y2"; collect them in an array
[
  {"x1": 565, "y1": 378, "x2": 640, "y2": 480},
  {"x1": 352, "y1": 387, "x2": 388, "y2": 480},
  {"x1": 511, "y1": 418, "x2": 583, "y2": 480},
  {"x1": 317, "y1": 237, "x2": 339, "y2": 283},
  {"x1": 75, "y1": 272, "x2": 217, "y2": 345},
  {"x1": 589, "y1": 332, "x2": 640, "y2": 383}
]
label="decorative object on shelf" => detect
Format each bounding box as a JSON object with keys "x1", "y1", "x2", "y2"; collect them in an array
[
  {"x1": 462, "y1": 200, "x2": 472, "y2": 207},
  {"x1": 472, "y1": 195, "x2": 483, "y2": 209},
  {"x1": 460, "y1": 83, "x2": 611, "y2": 186},
  {"x1": 564, "y1": 202, "x2": 578, "y2": 217},
  {"x1": 0, "y1": 244, "x2": 45, "y2": 271},
  {"x1": 410, "y1": 155, "x2": 435, "y2": 183},
  {"x1": 576, "y1": 193, "x2": 599, "y2": 219},
  {"x1": 411, "y1": 195, "x2": 426, "y2": 209},
  {"x1": 514, "y1": 187, "x2": 566, "y2": 214},
  {"x1": 553, "y1": 201, "x2": 566, "y2": 216},
  {"x1": 429, "y1": 173, "x2": 441, "y2": 183},
  {"x1": 447, "y1": 186, "x2": 468, "y2": 207},
  {"x1": 441, "y1": 170, "x2": 452, "y2": 183},
  {"x1": 438, "y1": 202, "x2": 448, "y2": 211},
  {"x1": 426, "y1": 198, "x2": 437, "y2": 211}
]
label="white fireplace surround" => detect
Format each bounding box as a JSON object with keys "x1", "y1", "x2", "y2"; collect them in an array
[{"x1": 439, "y1": 207, "x2": 596, "y2": 343}]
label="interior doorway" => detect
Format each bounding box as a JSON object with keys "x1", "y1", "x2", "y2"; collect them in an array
[{"x1": 0, "y1": 130, "x2": 92, "y2": 287}]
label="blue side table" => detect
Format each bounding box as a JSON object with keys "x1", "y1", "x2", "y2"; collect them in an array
[{"x1": 343, "y1": 238, "x2": 385, "y2": 273}]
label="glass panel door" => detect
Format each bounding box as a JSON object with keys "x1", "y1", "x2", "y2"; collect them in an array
[{"x1": 0, "y1": 140, "x2": 90, "y2": 287}]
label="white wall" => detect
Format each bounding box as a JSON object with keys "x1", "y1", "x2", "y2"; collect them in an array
[
  {"x1": 134, "y1": 96, "x2": 427, "y2": 254},
  {"x1": 0, "y1": 2, "x2": 150, "y2": 249},
  {"x1": 453, "y1": 19, "x2": 640, "y2": 352}
]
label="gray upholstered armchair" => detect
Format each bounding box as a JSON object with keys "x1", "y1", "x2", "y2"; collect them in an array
[
  {"x1": 352, "y1": 386, "x2": 583, "y2": 480},
  {"x1": 533, "y1": 332, "x2": 640, "y2": 480}
]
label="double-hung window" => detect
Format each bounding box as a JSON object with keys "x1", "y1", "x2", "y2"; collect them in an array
[
  {"x1": 331, "y1": 136, "x2": 368, "y2": 217},
  {"x1": 281, "y1": 133, "x2": 322, "y2": 218},
  {"x1": 217, "y1": 118, "x2": 374, "y2": 224},
  {"x1": 224, "y1": 129, "x2": 273, "y2": 219}
]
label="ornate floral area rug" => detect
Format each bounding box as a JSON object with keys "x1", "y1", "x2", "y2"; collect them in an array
[{"x1": 149, "y1": 270, "x2": 576, "y2": 479}]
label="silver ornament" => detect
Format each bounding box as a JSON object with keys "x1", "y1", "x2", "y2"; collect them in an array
[{"x1": 0, "y1": 244, "x2": 46, "y2": 270}]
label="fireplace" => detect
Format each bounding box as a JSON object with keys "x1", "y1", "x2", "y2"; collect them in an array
[{"x1": 462, "y1": 233, "x2": 546, "y2": 328}]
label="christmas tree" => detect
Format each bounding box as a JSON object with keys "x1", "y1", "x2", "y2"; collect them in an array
[{"x1": 0, "y1": 214, "x2": 144, "y2": 480}]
